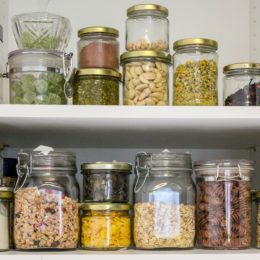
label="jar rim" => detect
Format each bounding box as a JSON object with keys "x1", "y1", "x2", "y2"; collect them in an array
[
  {"x1": 8, "y1": 49, "x2": 66, "y2": 59},
  {"x1": 223, "y1": 62, "x2": 260, "y2": 74},
  {"x1": 81, "y1": 202, "x2": 130, "y2": 211},
  {"x1": 173, "y1": 38, "x2": 218, "y2": 51},
  {"x1": 76, "y1": 68, "x2": 121, "y2": 79},
  {"x1": 78, "y1": 26, "x2": 119, "y2": 38},
  {"x1": 0, "y1": 187, "x2": 13, "y2": 199},
  {"x1": 194, "y1": 159, "x2": 254, "y2": 168},
  {"x1": 81, "y1": 161, "x2": 132, "y2": 171},
  {"x1": 127, "y1": 4, "x2": 168, "y2": 16}
]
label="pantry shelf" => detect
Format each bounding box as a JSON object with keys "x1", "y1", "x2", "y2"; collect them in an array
[{"x1": 0, "y1": 105, "x2": 260, "y2": 148}]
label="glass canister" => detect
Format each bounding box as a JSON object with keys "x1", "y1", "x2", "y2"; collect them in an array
[
  {"x1": 73, "y1": 69, "x2": 121, "y2": 105},
  {"x1": 255, "y1": 191, "x2": 260, "y2": 248},
  {"x1": 81, "y1": 161, "x2": 132, "y2": 203},
  {"x1": 134, "y1": 150, "x2": 195, "y2": 249},
  {"x1": 126, "y1": 4, "x2": 169, "y2": 52},
  {"x1": 194, "y1": 159, "x2": 253, "y2": 249},
  {"x1": 120, "y1": 51, "x2": 171, "y2": 106},
  {"x1": 223, "y1": 63, "x2": 260, "y2": 106},
  {"x1": 81, "y1": 203, "x2": 131, "y2": 250},
  {"x1": 173, "y1": 38, "x2": 218, "y2": 105},
  {"x1": 78, "y1": 26, "x2": 119, "y2": 70},
  {"x1": 14, "y1": 150, "x2": 79, "y2": 250},
  {"x1": 8, "y1": 49, "x2": 72, "y2": 104}
]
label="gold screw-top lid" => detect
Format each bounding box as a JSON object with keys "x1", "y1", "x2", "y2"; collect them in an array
[
  {"x1": 173, "y1": 38, "x2": 218, "y2": 50},
  {"x1": 223, "y1": 62, "x2": 260, "y2": 73},
  {"x1": 81, "y1": 161, "x2": 132, "y2": 171},
  {"x1": 76, "y1": 68, "x2": 121, "y2": 79},
  {"x1": 78, "y1": 26, "x2": 119, "y2": 38},
  {"x1": 127, "y1": 4, "x2": 168, "y2": 16},
  {"x1": 0, "y1": 187, "x2": 13, "y2": 199},
  {"x1": 81, "y1": 203, "x2": 131, "y2": 211},
  {"x1": 254, "y1": 190, "x2": 260, "y2": 199}
]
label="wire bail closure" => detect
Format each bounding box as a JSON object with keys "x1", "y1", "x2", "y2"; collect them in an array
[{"x1": 216, "y1": 163, "x2": 243, "y2": 181}]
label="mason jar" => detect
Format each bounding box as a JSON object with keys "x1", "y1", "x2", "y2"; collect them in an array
[
  {"x1": 126, "y1": 4, "x2": 169, "y2": 52},
  {"x1": 254, "y1": 191, "x2": 260, "y2": 248},
  {"x1": 14, "y1": 150, "x2": 79, "y2": 250},
  {"x1": 194, "y1": 159, "x2": 253, "y2": 249},
  {"x1": 134, "y1": 149, "x2": 195, "y2": 249},
  {"x1": 120, "y1": 51, "x2": 171, "y2": 106},
  {"x1": 223, "y1": 63, "x2": 260, "y2": 106},
  {"x1": 173, "y1": 38, "x2": 218, "y2": 105}
]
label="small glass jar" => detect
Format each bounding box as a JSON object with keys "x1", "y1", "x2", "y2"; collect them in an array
[
  {"x1": 81, "y1": 161, "x2": 132, "y2": 203},
  {"x1": 120, "y1": 51, "x2": 171, "y2": 106},
  {"x1": 223, "y1": 63, "x2": 260, "y2": 106},
  {"x1": 173, "y1": 38, "x2": 218, "y2": 105},
  {"x1": 134, "y1": 149, "x2": 195, "y2": 249},
  {"x1": 194, "y1": 159, "x2": 253, "y2": 249},
  {"x1": 81, "y1": 203, "x2": 131, "y2": 250},
  {"x1": 255, "y1": 191, "x2": 260, "y2": 249},
  {"x1": 78, "y1": 26, "x2": 119, "y2": 70},
  {"x1": 126, "y1": 4, "x2": 169, "y2": 52},
  {"x1": 14, "y1": 150, "x2": 79, "y2": 250},
  {"x1": 73, "y1": 69, "x2": 121, "y2": 105}
]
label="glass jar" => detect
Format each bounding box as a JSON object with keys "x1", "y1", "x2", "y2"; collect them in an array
[
  {"x1": 134, "y1": 150, "x2": 195, "y2": 249},
  {"x1": 126, "y1": 4, "x2": 169, "y2": 52},
  {"x1": 78, "y1": 26, "x2": 119, "y2": 70},
  {"x1": 173, "y1": 38, "x2": 218, "y2": 105},
  {"x1": 73, "y1": 69, "x2": 120, "y2": 105},
  {"x1": 14, "y1": 150, "x2": 79, "y2": 250},
  {"x1": 81, "y1": 161, "x2": 132, "y2": 203},
  {"x1": 255, "y1": 191, "x2": 260, "y2": 248},
  {"x1": 120, "y1": 51, "x2": 171, "y2": 106},
  {"x1": 81, "y1": 203, "x2": 131, "y2": 250},
  {"x1": 194, "y1": 159, "x2": 253, "y2": 249},
  {"x1": 8, "y1": 49, "x2": 72, "y2": 104},
  {"x1": 223, "y1": 63, "x2": 260, "y2": 106}
]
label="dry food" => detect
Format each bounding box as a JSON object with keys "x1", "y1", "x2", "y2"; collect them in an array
[
  {"x1": 257, "y1": 206, "x2": 260, "y2": 248},
  {"x1": 14, "y1": 187, "x2": 79, "y2": 249},
  {"x1": 0, "y1": 202, "x2": 9, "y2": 251},
  {"x1": 134, "y1": 202, "x2": 195, "y2": 249},
  {"x1": 127, "y1": 39, "x2": 167, "y2": 51},
  {"x1": 197, "y1": 181, "x2": 251, "y2": 249},
  {"x1": 173, "y1": 59, "x2": 218, "y2": 105},
  {"x1": 81, "y1": 211, "x2": 131, "y2": 249},
  {"x1": 124, "y1": 61, "x2": 168, "y2": 105}
]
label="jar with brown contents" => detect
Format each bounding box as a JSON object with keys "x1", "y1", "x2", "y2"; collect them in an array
[{"x1": 254, "y1": 191, "x2": 260, "y2": 248}]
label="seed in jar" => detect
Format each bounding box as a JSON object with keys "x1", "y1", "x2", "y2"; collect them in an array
[{"x1": 127, "y1": 39, "x2": 167, "y2": 51}]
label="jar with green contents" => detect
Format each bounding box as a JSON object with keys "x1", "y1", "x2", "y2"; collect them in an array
[
  {"x1": 73, "y1": 69, "x2": 120, "y2": 105},
  {"x1": 173, "y1": 38, "x2": 218, "y2": 105}
]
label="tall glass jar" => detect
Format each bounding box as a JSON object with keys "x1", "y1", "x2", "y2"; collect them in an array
[
  {"x1": 120, "y1": 51, "x2": 171, "y2": 106},
  {"x1": 126, "y1": 4, "x2": 169, "y2": 52},
  {"x1": 223, "y1": 63, "x2": 260, "y2": 106},
  {"x1": 255, "y1": 191, "x2": 260, "y2": 248},
  {"x1": 14, "y1": 150, "x2": 79, "y2": 250},
  {"x1": 134, "y1": 150, "x2": 195, "y2": 249},
  {"x1": 173, "y1": 38, "x2": 218, "y2": 105},
  {"x1": 194, "y1": 159, "x2": 253, "y2": 249}
]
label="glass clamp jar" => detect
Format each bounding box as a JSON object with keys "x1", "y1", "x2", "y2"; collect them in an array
[
  {"x1": 126, "y1": 4, "x2": 169, "y2": 52},
  {"x1": 14, "y1": 150, "x2": 80, "y2": 250},
  {"x1": 134, "y1": 149, "x2": 195, "y2": 249},
  {"x1": 120, "y1": 50, "x2": 171, "y2": 106},
  {"x1": 194, "y1": 159, "x2": 254, "y2": 249},
  {"x1": 223, "y1": 63, "x2": 260, "y2": 106},
  {"x1": 254, "y1": 190, "x2": 260, "y2": 248},
  {"x1": 78, "y1": 26, "x2": 119, "y2": 70},
  {"x1": 81, "y1": 161, "x2": 132, "y2": 203},
  {"x1": 173, "y1": 38, "x2": 218, "y2": 105},
  {"x1": 80, "y1": 203, "x2": 131, "y2": 250}
]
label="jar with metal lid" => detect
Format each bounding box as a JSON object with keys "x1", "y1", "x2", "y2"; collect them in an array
[
  {"x1": 126, "y1": 4, "x2": 169, "y2": 51},
  {"x1": 81, "y1": 161, "x2": 132, "y2": 203},
  {"x1": 14, "y1": 149, "x2": 79, "y2": 250},
  {"x1": 194, "y1": 159, "x2": 253, "y2": 249},
  {"x1": 223, "y1": 63, "x2": 260, "y2": 106},
  {"x1": 134, "y1": 149, "x2": 195, "y2": 249},
  {"x1": 78, "y1": 26, "x2": 119, "y2": 70},
  {"x1": 81, "y1": 203, "x2": 131, "y2": 250},
  {"x1": 73, "y1": 69, "x2": 120, "y2": 105},
  {"x1": 173, "y1": 38, "x2": 218, "y2": 105},
  {"x1": 120, "y1": 51, "x2": 171, "y2": 106},
  {"x1": 254, "y1": 191, "x2": 260, "y2": 248},
  {"x1": 8, "y1": 49, "x2": 72, "y2": 104}
]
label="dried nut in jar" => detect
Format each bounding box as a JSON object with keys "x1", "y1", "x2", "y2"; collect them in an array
[{"x1": 127, "y1": 39, "x2": 167, "y2": 51}]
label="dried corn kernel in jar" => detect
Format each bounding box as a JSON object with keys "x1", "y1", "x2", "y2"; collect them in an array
[{"x1": 81, "y1": 203, "x2": 131, "y2": 250}]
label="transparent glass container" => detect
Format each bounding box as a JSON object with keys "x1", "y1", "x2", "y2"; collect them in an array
[
  {"x1": 14, "y1": 150, "x2": 79, "y2": 250},
  {"x1": 126, "y1": 4, "x2": 169, "y2": 52},
  {"x1": 255, "y1": 191, "x2": 260, "y2": 249},
  {"x1": 134, "y1": 150, "x2": 195, "y2": 249},
  {"x1": 173, "y1": 38, "x2": 218, "y2": 105},
  {"x1": 120, "y1": 50, "x2": 171, "y2": 106},
  {"x1": 223, "y1": 63, "x2": 260, "y2": 106},
  {"x1": 194, "y1": 159, "x2": 253, "y2": 249}
]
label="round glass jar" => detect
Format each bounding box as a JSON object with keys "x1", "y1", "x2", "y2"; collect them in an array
[
  {"x1": 255, "y1": 191, "x2": 260, "y2": 248},
  {"x1": 194, "y1": 159, "x2": 253, "y2": 249},
  {"x1": 81, "y1": 203, "x2": 131, "y2": 250},
  {"x1": 173, "y1": 38, "x2": 218, "y2": 105},
  {"x1": 120, "y1": 50, "x2": 171, "y2": 106},
  {"x1": 14, "y1": 150, "x2": 79, "y2": 250},
  {"x1": 73, "y1": 69, "x2": 121, "y2": 105},
  {"x1": 134, "y1": 149, "x2": 195, "y2": 249},
  {"x1": 78, "y1": 26, "x2": 119, "y2": 70},
  {"x1": 223, "y1": 63, "x2": 260, "y2": 106},
  {"x1": 81, "y1": 161, "x2": 132, "y2": 203},
  {"x1": 8, "y1": 49, "x2": 72, "y2": 104},
  {"x1": 126, "y1": 4, "x2": 169, "y2": 51}
]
